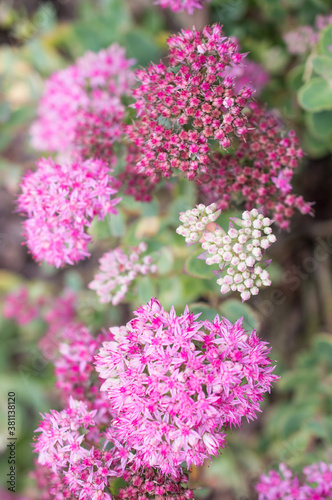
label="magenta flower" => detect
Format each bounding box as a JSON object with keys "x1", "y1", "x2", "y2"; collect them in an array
[
  {"x1": 118, "y1": 468, "x2": 194, "y2": 499},
  {"x1": 127, "y1": 24, "x2": 253, "y2": 180},
  {"x1": 18, "y1": 157, "x2": 121, "y2": 267},
  {"x1": 256, "y1": 462, "x2": 332, "y2": 499},
  {"x1": 30, "y1": 44, "x2": 135, "y2": 159},
  {"x1": 2, "y1": 287, "x2": 41, "y2": 326},
  {"x1": 222, "y1": 59, "x2": 269, "y2": 96},
  {"x1": 154, "y1": 0, "x2": 209, "y2": 14},
  {"x1": 197, "y1": 102, "x2": 313, "y2": 229},
  {"x1": 34, "y1": 398, "x2": 124, "y2": 500},
  {"x1": 95, "y1": 298, "x2": 278, "y2": 476}
]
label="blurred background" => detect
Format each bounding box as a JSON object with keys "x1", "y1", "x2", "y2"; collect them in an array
[{"x1": 1, "y1": 0, "x2": 332, "y2": 498}]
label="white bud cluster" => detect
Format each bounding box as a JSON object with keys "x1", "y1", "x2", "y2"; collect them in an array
[
  {"x1": 202, "y1": 209, "x2": 276, "y2": 301},
  {"x1": 176, "y1": 203, "x2": 221, "y2": 243},
  {"x1": 89, "y1": 242, "x2": 157, "y2": 305}
]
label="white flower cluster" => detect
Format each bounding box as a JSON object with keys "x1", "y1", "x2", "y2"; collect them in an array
[
  {"x1": 89, "y1": 242, "x2": 157, "y2": 305},
  {"x1": 202, "y1": 209, "x2": 276, "y2": 301},
  {"x1": 176, "y1": 203, "x2": 221, "y2": 243}
]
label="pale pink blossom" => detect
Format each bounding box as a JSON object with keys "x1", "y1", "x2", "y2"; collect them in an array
[{"x1": 95, "y1": 298, "x2": 278, "y2": 476}]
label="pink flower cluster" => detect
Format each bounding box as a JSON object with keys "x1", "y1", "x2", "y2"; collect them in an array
[
  {"x1": 154, "y1": 0, "x2": 209, "y2": 14},
  {"x1": 34, "y1": 398, "x2": 124, "y2": 500},
  {"x1": 3, "y1": 287, "x2": 41, "y2": 325},
  {"x1": 283, "y1": 13, "x2": 332, "y2": 56},
  {"x1": 118, "y1": 468, "x2": 194, "y2": 499},
  {"x1": 197, "y1": 102, "x2": 312, "y2": 229},
  {"x1": 256, "y1": 462, "x2": 332, "y2": 499},
  {"x1": 127, "y1": 24, "x2": 252, "y2": 180},
  {"x1": 222, "y1": 59, "x2": 269, "y2": 96},
  {"x1": 18, "y1": 157, "x2": 120, "y2": 267},
  {"x1": 30, "y1": 44, "x2": 135, "y2": 159},
  {"x1": 54, "y1": 324, "x2": 111, "y2": 413},
  {"x1": 89, "y1": 242, "x2": 157, "y2": 305},
  {"x1": 95, "y1": 298, "x2": 278, "y2": 477},
  {"x1": 119, "y1": 146, "x2": 163, "y2": 202}
]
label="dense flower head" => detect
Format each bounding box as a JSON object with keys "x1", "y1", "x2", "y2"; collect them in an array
[
  {"x1": 34, "y1": 398, "x2": 123, "y2": 500},
  {"x1": 95, "y1": 298, "x2": 278, "y2": 476},
  {"x1": 118, "y1": 468, "x2": 194, "y2": 499},
  {"x1": 30, "y1": 44, "x2": 135, "y2": 158},
  {"x1": 18, "y1": 157, "x2": 121, "y2": 267},
  {"x1": 176, "y1": 202, "x2": 221, "y2": 243},
  {"x1": 206, "y1": 209, "x2": 275, "y2": 301},
  {"x1": 119, "y1": 145, "x2": 163, "y2": 202},
  {"x1": 256, "y1": 462, "x2": 332, "y2": 499},
  {"x1": 177, "y1": 207, "x2": 275, "y2": 301},
  {"x1": 89, "y1": 242, "x2": 157, "y2": 305},
  {"x1": 2, "y1": 287, "x2": 41, "y2": 325},
  {"x1": 127, "y1": 24, "x2": 253, "y2": 180},
  {"x1": 154, "y1": 0, "x2": 209, "y2": 14},
  {"x1": 197, "y1": 102, "x2": 312, "y2": 229}
]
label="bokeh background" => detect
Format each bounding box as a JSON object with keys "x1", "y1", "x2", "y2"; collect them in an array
[{"x1": 1, "y1": 0, "x2": 332, "y2": 498}]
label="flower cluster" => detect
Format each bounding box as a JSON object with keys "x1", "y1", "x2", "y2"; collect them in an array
[
  {"x1": 204, "y1": 209, "x2": 275, "y2": 301},
  {"x1": 256, "y1": 462, "x2": 332, "y2": 499},
  {"x1": 34, "y1": 398, "x2": 124, "y2": 500},
  {"x1": 283, "y1": 26, "x2": 318, "y2": 55},
  {"x1": 127, "y1": 24, "x2": 252, "y2": 180},
  {"x1": 177, "y1": 207, "x2": 276, "y2": 301},
  {"x1": 197, "y1": 102, "x2": 312, "y2": 229},
  {"x1": 154, "y1": 0, "x2": 208, "y2": 14},
  {"x1": 222, "y1": 59, "x2": 269, "y2": 96},
  {"x1": 95, "y1": 298, "x2": 278, "y2": 477},
  {"x1": 54, "y1": 324, "x2": 111, "y2": 414},
  {"x1": 176, "y1": 202, "x2": 221, "y2": 243},
  {"x1": 119, "y1": 146, "x2": 163, "y2": 202},
  {"x1": 89, "y1": 242, "x2": 157, "y2": 305},
  {"x1": 18, "y1": 157, "x2": 120, "y2": 267},
  {"x1": 118, "y1": 468, "x2": 194, "y2": 499},
  {"x1": 283, "y1": 13, "x2": 332, "y2": 55},
  {"x1": 2, "y1": 287, "x2": 41, "y2": 326},
  {"x1": 30, "y1": 44, "x2": 135, "y2": 159}
]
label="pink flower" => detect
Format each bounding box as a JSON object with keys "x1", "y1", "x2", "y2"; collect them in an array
[
  {"x1": 33, "y1": 399, "x2": 124, "y2": 500},
  {"x1": 222, "y1": 59, "x2": 269, "y2": 96},
  {"x1": 18, "y1": 157, "x2": 121, "y2": 267},
  {"x1": 256, "y1": 462, "x2": 332, "y2": 499},
  {"x1": 154, "y1": 0, "x2": 209, "y2": 14},
  {"x1": 118, "y1": 468, "x2": 194, "y2": 499},
  {"x1": 95, "y1": 298, "x2": 278, "y2": 476},
  {"x1": 89, "y1": 242, "x2": 157, "y2": 305},
  {"x1": 3, "y1": 287, "x2": 40, "y2": 325},
  {"x1": 127, "y1": 24, "x2": 253, "y2": 180},
  {"x1": 196, "y1": 102, "x2": 313, "y2": 229},
  {"x1": 30, "y1": 44, "x2": 135, "y2": 159}
]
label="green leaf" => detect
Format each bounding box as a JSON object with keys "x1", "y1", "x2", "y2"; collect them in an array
[
  {"x1": 122, "y1": 29, "x2": 161, "y2": 67},
  {"x1": 189, "y1": 303, "x2": 219, "y2": 322},
  {"x1": 307, "y1": 110, "x2": 332, "y2": 140},
  {"x1": 298, "y1": 77, "x2": 332, "y2": 112},
  {"x1": 318, "y1": 23, "x2": 332, "y2": 58},
  {"x1": 219, "y1": 299, "x2": 259, "y2": 332},
  {"x1": 109, "y1": 211, "x2": 125, "y2": 238},
  {"x1": 184, "y1": 252, "x2": 212, "y2": 280},
  {"x1": 313, "y1": 55, "x2": 332, "y2": 81},
  {"x1": 155, "y1": 247, "x2": 174, "y2": 275},
  {"x1": 137, "y1": 276, "x2": 156, "y2": 304}
]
